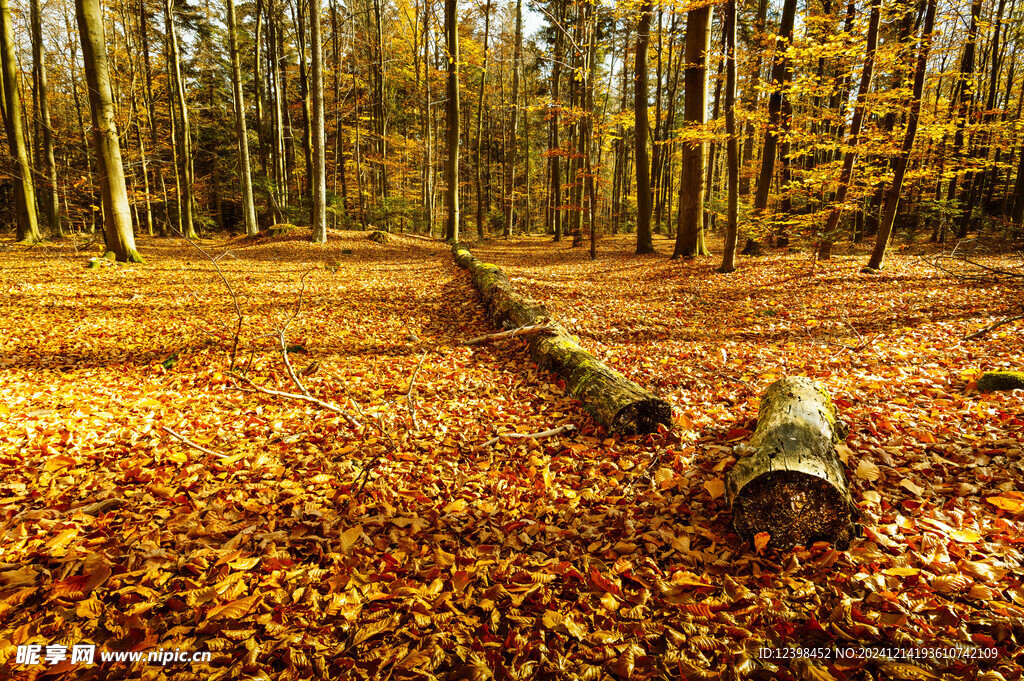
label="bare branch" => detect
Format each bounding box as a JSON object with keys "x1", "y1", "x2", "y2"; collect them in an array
[
  {"x1": 463, "y1": 324, "x2": 554, "y2": 345},
  {"x1": 964, "y1": 313, "x2": 1024, "y2": 340},
  {"x1": 406, "y1": 351, "x2": 429, "y2": 430},
  {"x1": 230, "y1": 374, "x2": 362, "y2": 428},
  {"x1": 482, "y1": 424, "x2": 577, "y2": 448},
  {"x1": 162, "y1": 426, "x2": 231, "y2": 459}
]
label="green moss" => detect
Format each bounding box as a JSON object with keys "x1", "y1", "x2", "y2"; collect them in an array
[
  {"x1": 368, "y1": 230, "x2": 390, "y2": 244},
  {"x1": 978, "y1": 371, "x2": 1024, "y2": 392}
]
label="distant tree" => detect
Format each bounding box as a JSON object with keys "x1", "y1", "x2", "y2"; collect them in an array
[
  {"x1": 77, "y1": 0, "x2": 143, "y2": 262},
  {"x1": 31, "y1": 0, "x2": 61, "y2": 237},
  {"x1": 718, "y1": 0, "x2": 739, "y2": 274}
]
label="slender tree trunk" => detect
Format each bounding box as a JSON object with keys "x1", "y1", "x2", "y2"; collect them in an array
[
  {"x1": 818, "y1": 0, "x2": 880, "y2": 260},
  {"x1": 31, "y1": 0, "x2": 60, "y2": 236},
  {"x1": 549, "y1": 0, "x2": 565, "y2": 242},
  {"x1": 227, "y1": 0, "x2": 259, "y2": 236},
  {"x1": 745, "y1": 0, "x2": 797, "y2": 254},
  {"x1": 165, "y1": 0, "x2": 196, "y2": 237},
  {"x1": 0, "y1": 0, "x2": 41, "y2": 244},
  {"x1": 76, "y1": 0, "x2": 142, "y2": 261},
  {"x1": 475, "y1": 0, "x2": 491, "y2": 239},
  {"x1": 443, "y1": 0, "x2": 460, "y2": 241},
  {"x1": 503, "y1": 0, "x2": 522, "y2": 239},
  {"x1": 673, "y1": 5, "x2": 711, "y2": 258},
  {"x1": 866, "y1": 0, "x2": 936, "y2": 271},
  {"x1": 310, "y1": 0, "x2": 326, "y2": 242},
  {"x1": 635, "y1": 1, "x2": 654, "y2": 254},
  {"x1": 718, "y1": 0, "x2": 739, "y2": 273}
]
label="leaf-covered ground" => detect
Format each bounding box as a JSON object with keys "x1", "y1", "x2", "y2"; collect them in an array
[{"x1": 1, "y1": 232, "x2": 1022, "y2": 681}]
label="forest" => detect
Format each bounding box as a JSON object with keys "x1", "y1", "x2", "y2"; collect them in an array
[{"x1": 1, "y1": 0, "x2": 1024, "y2": 678}]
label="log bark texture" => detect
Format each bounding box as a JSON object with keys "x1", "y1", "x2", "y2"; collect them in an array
[
  {"x1": 452, "y1": 243, "x2": 671, "y2": 434},
  {"x1": 726, "y1": 376, "x2": 856, "y2": 550}
]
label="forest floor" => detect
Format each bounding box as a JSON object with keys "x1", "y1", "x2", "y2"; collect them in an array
[{"x1": 1, "y1": 230, "x2": 1022, "y2": 681}]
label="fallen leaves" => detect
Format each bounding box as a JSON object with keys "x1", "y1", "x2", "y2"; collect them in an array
[{"x1": 0, "y1": 233, "x2": 1022, "y2": 679}]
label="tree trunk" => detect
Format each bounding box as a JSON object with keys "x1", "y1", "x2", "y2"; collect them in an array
[
  {"x1": 503, "y1": 0, "x2": 523, "y2": 239},
  {"x1": 747, "y1": 0, "x2": 797, "y2": 252},
  {"x1": 718, "y1": 0, "x2": 739, "y2": 274},
  {"x1": 77, "y1": 0, "x2": 142, "y2": 262},
  {"x1": 165, "y1": 0, "x2": 196, "y2": 238},
  {"x1": 634, "y1": 2, "x2": 654, "y2": 254},
  {"x1": 452, "y1": 243, "x2": 671, "y2": 434},
  {"x1": 475, "y1": 0, "x2": 491, "y2": 240},
  {"x1": 818, "y1": 0, "x2": 880, "y2": 259},
  {"x1": 443, "y1": 0, "x2": 460, "y2": 242},
  {"x1": 309, "y1": 0, "x2": 326, "y2": 242},
  {"x1": 0, "y1": 0, "x2": 41, "y2": 244},
  {"x1": 227, "y1": 0, "x2": 259, "y2": 236},
  {"x1": 31, "y1": 0, "x2": 60, "y2": 237},
  {"x1": 673, "y1": 5, "x2": 711, "y2": 259},
  {"x1": 866, "y1": 0, "x2": 936, "y2": 271},
  {"x1": 727, "y1": 377, "x2": 856, "y2": 551}
]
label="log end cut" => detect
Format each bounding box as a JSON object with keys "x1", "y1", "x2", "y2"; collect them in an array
[
  {"x1": 731, "y1": 470, "x2": 856, "y2": 551},
  {"x1": 613, "y1": 398, "x2": 673, "y2": 435}
]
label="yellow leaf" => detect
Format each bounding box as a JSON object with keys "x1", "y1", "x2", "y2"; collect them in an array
[
  {"x1": 753, "y1": 532, "x2": 771, "y2": 554},
  {"x1": 443, "y1": 499, "x2": 467, "y2": 514},
  {"x1": 339, "y1": 525, "x2": 363, "y2": 552},
  {"x1": 883, "y1": 567, "x2": 920, "y2": 577},
  {"x1": 900, "y1": 479, "x2": 925, "y2": 496},
  {"x1": 139, "y1": 398, "x2": 163, "y2": 409},
  {"x1": 704, "y1": 478, "x2": 725, "y2": 499},
  {"x1": 856, "y1": 459, "x2": 880, "y2": 482},
  {"x1": 206, "y1": 594, "x2": 258, "y2": 621},
  {"x1": 950, "y1": 530, "x2": 982, "y2": 543},
  {"x1": 986, "y1": 496, "x2": 1024, "y2": 513},
  {"x1": 542, "y1": 610, "x2": 564, "y2": 629}
]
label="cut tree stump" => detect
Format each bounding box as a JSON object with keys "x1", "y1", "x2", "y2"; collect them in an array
[
  {"x1": 726, "y1": 376, "x2": 857, "y2": 551},
  {"x1": 452, "y1": 243, "x2": 671, "y2": 434},
  {"x1": 978, "y1": 371, "x2": 1024, "y2": 392}
]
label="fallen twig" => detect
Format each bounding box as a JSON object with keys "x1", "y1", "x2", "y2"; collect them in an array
[
  {"x1": 463, "y1": 324, "x2": 554, "y2": 345},
  {"x1": 964, "y1": 313, "x2": 1024, "y2": 340},
  {"x1": 482, "y1": 424, "x2": 577, "y2": 448},
  {"x1": 162, "y1": 426, "x2": 230, "y2": 459},
  {"x1": 406, "y1": 351, "x2": 429, "y2": 430},
  {"x1": 75, "y1": 498, "x2": 126, "y2": 516},
  {"x1": 230, "y1": 374, "x2": 362, "y2": 428}
]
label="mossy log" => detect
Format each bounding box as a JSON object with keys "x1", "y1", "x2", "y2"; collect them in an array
[
  {"x1": 978, "y1": 371, "x2": 1024, "y2": 392},
  {"x1": 368, "y1": 230, "x2": 390, "y2": 243},
  {"x1": 452, "y1": 243, "x2": 671, "y2": 434},
  {"x1": 726, "y1": 377, "x2": 857, "y2": 551}
]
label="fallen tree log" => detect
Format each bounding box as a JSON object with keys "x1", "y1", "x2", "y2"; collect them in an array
[
  {"x1": 978, "y1": 371, "x2": 1024, "y2": 392},
  {"x1": 726, "y1": 377, "x2": 857, "y2": 551},
  {"x1": 452, "y1": 243, "x2": 671, "y2": 434}
]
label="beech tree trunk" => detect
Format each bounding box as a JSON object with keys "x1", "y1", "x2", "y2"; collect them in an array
[
  {"x1": 718, "y1": 0, "x2": 739, "y2": 274},
  {"x1": 452, "y1": 243, "x2": 671, "y2": 434},
  {"x1": 309, "y1": 0, "x2": 326, "y2": 243},
  {"x1": 0, "y1": 0, "x2": 41, "y2": 244},
  {"x1": 443, "y1": 0, "x2": 460, "y2": 242},
  {"x1": 866, "y1": 0, "x2": 937, "y2": 271},
  {"x1": 634, "y1": 2, "x2": 654, "y2": 254},
  {"x1": 77, "y1": 0, "x2": 142, "y2": 262},
  {"x1": 673, "y1": 5, "x2": 711, "y2": 259},
  {"x1": 165, "y1": 0, "x2": 196, "y2": 238},
  {"x1": 727, "y1": 377, "x2": 857, "y2": 551},
  {"x1": 31, "y1": 0, "x2": 60, "y2": 237},
  {"x1": 227, "y1": 0, "x2": 258, "y2": 236}
]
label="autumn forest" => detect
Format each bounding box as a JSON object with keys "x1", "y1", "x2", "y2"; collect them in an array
[{"x1": 1, "y1": 0, "x2": 1024, "y2": 678}]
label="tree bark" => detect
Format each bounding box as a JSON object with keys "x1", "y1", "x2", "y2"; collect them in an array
[
  {"x1": 503, "y1": 0, "x2": 522, "y2": 239},
  {"x1": 165, "y1": 0, "x2": 196, "y2": 237},
  {"x1": 31, "y1": 0, "x2": 60, "y2": 237},
  {"x1": 673, "y1": 5, "x2": 711, "y2": 259},
  {"x1": 727, "y1": 377, "x2": 856, "y2": 551},
  {"x1": 718, "y1": 0, "x2": 739, "y2": 274},
  {"x1": 452, "y1": 243, "x2": 671, "y2": 434},
  {"x1": 227, "y1": 0, "x2": 259, "y2": 236},
  {"x1": 77, "y1": 0, "x2": 143, "y2": 262},
  {"x1": 634, "y1": 2, "x2": 654, "y2": 254},
  {"x1": 475, "y1": 0, "x2": 491, "y2": 240},
  {"x1": 309, "y1": 0, "x2": 326, "y2": 242},
  {"x1": 443, "y1": 0, "x2": 460, "y2": 241},
  {"x1": 0, "y1": 0, "x2": 42, "y2": 244}
]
